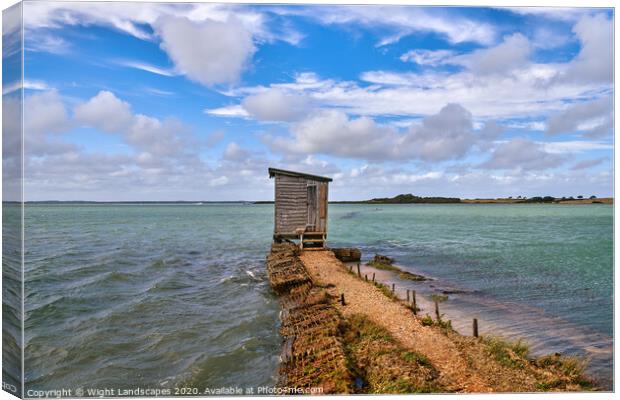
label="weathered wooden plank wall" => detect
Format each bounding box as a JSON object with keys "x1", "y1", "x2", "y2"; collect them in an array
[
  {"x1": 275, "y1": 174, "x2": 308, "y2": 234},
  {"x1": 274, "y1": 173, "x2": 329, "y2": 235}
]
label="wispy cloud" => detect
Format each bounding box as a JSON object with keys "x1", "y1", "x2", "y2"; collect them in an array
[
  {"x1": 400, "y1": 49, "x2": 456, "y2": 66},
  {"x1": 25, "y1": 32, "x2": 71, "y2": 54},
  {"x1": 3, "y1": 80, "x2": 51, "y2": 95},
  {"x1": 504, "y1": 7, "x2": 595, "y2": 22},
  {"x1": 271, "y1": 5, "x2": 497, "y2": 46},
  {"x1": 542, "y1": 140, "x2": 613, "y2": 154},
  {"x1": 571, "y1": 157, "x2": 608, "y2": 170},
  {"x1": 116, "y1": 60, "x2": 177, "y2": 77},
  {"x1": 204, "y1": 105, "x2": 250, "y2": 118},
  {"x1": 142, "y1": 87, "x2": 175, "y2": 97}
]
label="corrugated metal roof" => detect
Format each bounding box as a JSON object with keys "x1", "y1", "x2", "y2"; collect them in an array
[{"x1": 268, "y1": 167, "x2": 333, "y2": 182}]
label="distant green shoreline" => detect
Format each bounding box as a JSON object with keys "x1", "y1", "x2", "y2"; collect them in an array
[{"x1": 4, "y1": 193, "x2": 613, "y2": 205}]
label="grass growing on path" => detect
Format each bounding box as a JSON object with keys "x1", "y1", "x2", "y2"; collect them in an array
[{"x1": 343, "y1": 314, "x2": 444, "y2": 394}]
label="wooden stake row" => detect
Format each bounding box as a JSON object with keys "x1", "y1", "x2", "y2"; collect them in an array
[{"x1": 347, "y1": 261, "x2": 479, "y2": 337}]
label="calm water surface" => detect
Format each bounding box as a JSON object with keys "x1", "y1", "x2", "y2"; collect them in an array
[{"x1": 22, "y1": 203, "x2": 613, "y2": 391}]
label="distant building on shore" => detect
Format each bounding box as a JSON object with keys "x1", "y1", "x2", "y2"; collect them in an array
[{"x1": 268, "y1": 168, "x2": 332, "y2": 249}]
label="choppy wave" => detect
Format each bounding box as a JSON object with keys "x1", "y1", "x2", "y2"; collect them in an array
[
  {"x1": 23, "y1": 204, "x2": 280, "y2": 391},
  {"x1": 21, "y1": 203, "x2": 613, "y2": 391}
]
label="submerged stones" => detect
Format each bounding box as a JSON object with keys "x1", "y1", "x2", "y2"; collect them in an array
[
  {"x1": 368, "y1": 254, "x2": 429, "y2": 281},
  {"x1": 372, "y1": 254, "x2": 394, "y2": 265},
  {"x1": 331, "y1": 247, "x2": 362, "y2": 262}
]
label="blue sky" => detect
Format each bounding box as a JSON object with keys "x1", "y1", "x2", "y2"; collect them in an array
[{"x1": 2, "y1": 1, "x2": 614, "y2": 201}]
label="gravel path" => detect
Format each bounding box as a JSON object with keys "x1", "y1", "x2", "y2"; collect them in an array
[{"x1": 300, "y1": 250, "x2": 492, "y2": 392}]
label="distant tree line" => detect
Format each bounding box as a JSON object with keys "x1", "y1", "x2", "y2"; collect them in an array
[
  {"x1": 363, "y1": 193, "x2": 461, "y2": 204},
  {"x1": 521, "y1": 195, "x2": 598, "y2": 203},
  {"x1": 522, "y1": 196, "x2": 556, "y2": 203}
]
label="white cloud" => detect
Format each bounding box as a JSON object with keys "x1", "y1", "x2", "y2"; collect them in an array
[
  {"x1": 127, "y1": 114, "x2": 188, "y2": 158},
  {"x1": 571, "y1": 157, "x2": 607, "y2": 170},
  {"x1": 2, "y1": 79, "x2": 53, "y2": 95},
  {"x1": 223, "y1": 142, "x2": 250, "y2": 161},
  {"x1": 24, "y1": 90, "x2": 71, "y2": 136},
  {"x1": 142, "y1": 87, "x2": 175, "y2": 97},
  {"x1": 402, "y1": 103, "x2": 476, "y2": 162},
  {"x1": 531, "y1": 27, "x2": 570, "y2": 50},
  {"x1": 23, "y1": 2, "x2": 302, "y2": 86},
  {"x1": 482, "y1": 138, "x2": 564, "y2": 170},
  {"x1": 25, "y1": 32, "x2": 71, "y2": 54},
  {"x1": 542, "y1": 140, "x2": 613, "y2": 154},
  {"x1": 359, "y1": 71, "x2": 425, "y2": 86},
  {"x1": 116, "y1": 60, "x2": 177, "y2": 77},
  {"x1": 24, "y1": 80, "x2": 51, "y2": 91},
  {"x1": 10, "y1": 91, "x2": 77, "y2": 158},
  {"x1": 24, "y1": 1, "x2": 161, "y2": 39},
  {"x1": 2, "y1": 3, "x2": 23, "y2": 59},
  {"x1": 23, "y1": 2, "x2": 272, "y2": 42},
  {"x1": 266, "y1": 103, "x2": 479, "y2": 162},
  {"x1": 560, "y1": 14, "x2": 613, "y2": 84},
  {"x1": 205, "y1": 105, "x2": 250, "y2": 118},
  {"x1": 74, "y1": 90, "x2": 133, "y2": 133},
  {"x1": 504, "y1": 7, "x2": 594, "y2": 22},
  {"x1": 279, "y1": 57, "x2": 605, "y2": 120},
  {"x1": 74, "y1": 90, "x2": 196, "y2": 161},
  {"x1": 241, "y1": 88, "x2": 310, "y2": 122},
  {"x1": 349, "y1": 67, "x2": 579, "y2": 118},
  {"x1": 325, "y1": 163, "x2": 612, "y2": 200},
  {"x1": 3, "y1": 80, "x2": 53, "y2": 95},
  {"x1": 15, "y1": 4, "x2": 614, "y2": 200},
  {"x1": 227, "y1": 17, "x2": 609, "y2": 123},
  {"x1": 154, "y1": 16, "x2": 255, "y2": 86},
  {"x1": 2, "y1": 81, "x2": 21, "y2": 96},
  {"x1": 399, "y1": 33, "x2": 531, "y2": 75},
  {"x1": 267, "y1": 109, "x2": 398, "y2": 160},
  {"x1": 477, "y1": 121, "x2": 504, "y2": 141},
  {"x1": 546, "y1": 96, "x2": 613, "y2": 138},
  {"x1": 277, "y1": 5, "x2": 496, "y2": 46},
  {"x1": 399, "y1": 49, "x2": 456, "y2": 66},
  {"x1": 18, "y1": 89, "x2": 221, "y2": 200},
  {"x1": 506, "y1": 121, "x2": 547, "y2": 131},
  {"x1": 206, "y1": 131, "x2": 225, "y2": 147},
  {"x1": 451, "y1": 33, "x2": 531, "y2": 76},
  {"x1": 3, "y1": 96, "x2": 22, "y2": 171},
  {"x1": 209, "y1": 176, "x2": 229, "y2": 187}
]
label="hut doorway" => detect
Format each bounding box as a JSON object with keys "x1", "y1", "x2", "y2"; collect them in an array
[{"x1": 307, "y1": 184, "x2": 317, "y2": 230}]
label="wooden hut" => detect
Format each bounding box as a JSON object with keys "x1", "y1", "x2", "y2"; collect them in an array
[{"x1": 268, "y1": 168, "x2": 332, "y2": 249}]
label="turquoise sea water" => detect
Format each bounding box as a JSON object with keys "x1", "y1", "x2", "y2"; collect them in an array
[{"x1": 20, "y1": 203, "x2": 613, "y2": 392}]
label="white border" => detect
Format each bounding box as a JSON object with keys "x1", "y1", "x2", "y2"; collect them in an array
[{"x1": 0, "y1": 1, "x2": 616, "y2": 400}]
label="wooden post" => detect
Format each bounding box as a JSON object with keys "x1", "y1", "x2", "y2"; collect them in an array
[
  {"x1": 372, "y1": 273, "x2": 375, "y2": 283},
  {"x1": 357, "y1": 263, "x2": 361, "y2": 277},
  {"x1": 365, "y1": 274, "x2": 368, "y2": 281},
  {"x1": 473, "y1": 318, "x2": 479, "y2": 338},
  {"x1": 412, "y1": 290, "x2": 417, "y2": 315},
  {"x1": 349, "y1": 265, "x2": 352, "y2": 273},
  {"x1": 340, "y1": 293, "x2": 346, "y2": 306},
  {"x1": 391, "y1": 283, "x2": 395, "y2": 294},
  {"x1": 407, "y1": 289, "x2": 410, "y2": 303},
  {"x1": 434, "y1": 299, "x2": 440, "y2": 321}
]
